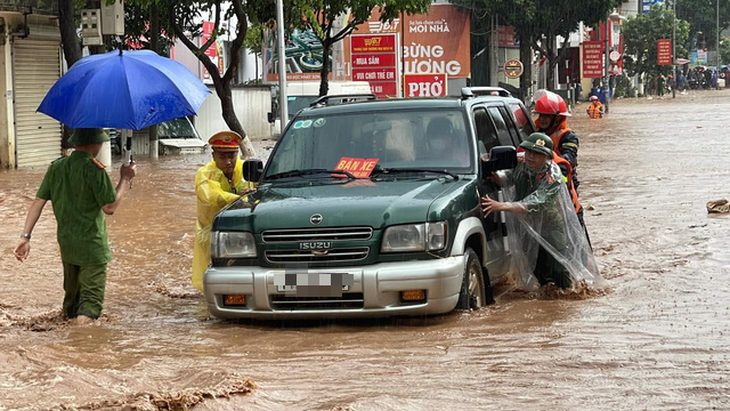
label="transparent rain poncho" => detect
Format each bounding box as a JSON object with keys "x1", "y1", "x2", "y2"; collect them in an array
[{"x1": 495, "y1": 161, "x2": 604, "y2": 291}]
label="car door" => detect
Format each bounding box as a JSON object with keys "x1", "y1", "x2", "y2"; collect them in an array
[
  {"x1": 472, "y1": 105, "x2": 507, "y2": 271},
  {"x1": 508, "y1": 102, "x2": 536, "y2": 143}
]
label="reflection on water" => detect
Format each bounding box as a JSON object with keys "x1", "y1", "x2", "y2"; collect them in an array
[{"x1": 1, "y1": 94, "x2": 730, "y2": 409}]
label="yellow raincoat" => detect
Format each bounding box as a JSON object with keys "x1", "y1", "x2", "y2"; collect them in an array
[{"x1": 193, "y1": 158, "x2": 255, "y2": 291}]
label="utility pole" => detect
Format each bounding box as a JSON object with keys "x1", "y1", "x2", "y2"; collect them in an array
[
  {"x1": 718, "y1": 0, "x2": 721, "y2": 88},
  {"x1": 673, "y1": 0, "x2": 676, "y2": 98},
  {"x1": 276, "y1": 0, "x2": 288, "y2": 130}
]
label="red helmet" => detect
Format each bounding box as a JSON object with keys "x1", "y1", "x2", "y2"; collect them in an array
[
  {"x1": 534, "y1": 89, "x2": 572, "y2": 117},
  {"x1": 589, "y1": 95, "x2": 599, "y2": 101}
]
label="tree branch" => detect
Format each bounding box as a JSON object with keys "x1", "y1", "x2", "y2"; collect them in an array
[
  {"x1": 223, "y1": 0, "x2": 247, "y2": 84},
  {"x1": 170, "y1": 1, "x2": 221, "y2": 85},
  {"x1": 331, "y1": 21, "x2": 357, "y2": 43}
]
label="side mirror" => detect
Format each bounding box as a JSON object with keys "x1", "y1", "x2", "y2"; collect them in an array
[
  {"x1": 267, "y1": 112, "x2": 275, "y2": 123},
  {"x1": 481, "y1": 146, "x2": 517, "y2": 179},
  {"x1": 243, "y1": 159, "x2": 264, "y2": 182}
]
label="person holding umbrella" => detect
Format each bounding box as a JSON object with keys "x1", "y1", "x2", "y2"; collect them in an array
[
  {"x1": 13, "y1": 128, "x2": 137, "y2": 325},
  {"x1": 193, "y1": 131, "x2": 257, "y2": 292}
]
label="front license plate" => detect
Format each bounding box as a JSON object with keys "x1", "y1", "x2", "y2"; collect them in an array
[{"x1": 274, "y1": 273, "x2": 354, "y2": 296}]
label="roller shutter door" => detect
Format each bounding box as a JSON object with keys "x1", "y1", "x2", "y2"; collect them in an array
[{"x1": 13, "y1": 39, "x2": 62, "y2": 167}]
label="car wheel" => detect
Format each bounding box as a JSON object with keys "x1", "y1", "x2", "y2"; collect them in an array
[{"x1": 456, "y1": 248, "x2": 494, "y2": 310}]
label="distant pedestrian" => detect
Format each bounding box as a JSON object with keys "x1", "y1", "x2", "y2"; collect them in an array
[
  {"x1": 678, "y1": 71, "x2": 686, "y2": 91},
  {"x1": 13, "y1": 128, "x2": 136, "y2": 325},
  {"x1": 657, "y1": 74, "x2": 665, "y2": 97}
]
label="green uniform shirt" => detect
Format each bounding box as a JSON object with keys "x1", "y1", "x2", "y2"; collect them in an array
[{"x1": 36, "y1": 151, "x2": 117, "y2": 266}]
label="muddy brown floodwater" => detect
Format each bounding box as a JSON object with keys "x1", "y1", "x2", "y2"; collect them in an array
[{"x1": 1, "y1": 91, "x2": 730, "y2": 410}]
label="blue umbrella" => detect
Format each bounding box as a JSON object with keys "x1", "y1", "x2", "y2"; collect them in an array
[{"x1": 38, "y1": 49, "x2": 210, "y2": 130}]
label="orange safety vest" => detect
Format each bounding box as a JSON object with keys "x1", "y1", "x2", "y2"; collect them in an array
[
  {"x1": 587, "y1": 102, "x2": 603, "y2": 119},
  {"x1": 552, "y1": 153, "x2": 581, "y2": 213},
  {"x1": 548, "y1": 128, "x2": 573, "y2": 153},
  {"x1": 535, "y1": 118, "x2": 573, "y2": 150}
]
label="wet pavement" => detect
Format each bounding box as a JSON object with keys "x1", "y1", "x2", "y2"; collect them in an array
[{"x1": 1, "y1": 91, "x2": 729, "y2": 410}]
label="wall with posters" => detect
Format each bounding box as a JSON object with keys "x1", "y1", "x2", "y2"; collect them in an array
[
  {"x1": 353, "y1": 3, "x2": 470, "y2": 96},
  {"x1": 264, "y1": 3, "x2": 471, "y2": 97}
]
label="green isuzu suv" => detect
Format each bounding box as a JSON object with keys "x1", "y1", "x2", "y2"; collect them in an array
[{"x1": 204, "y1": 87, "x2": 536, "y2": 319}]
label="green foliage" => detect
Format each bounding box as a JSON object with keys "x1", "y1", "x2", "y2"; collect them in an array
[
  {"x1": 613, "y1": 74, "x2": 636, "y2": 98},
  {"x1": 244, "y1": 23, "x2": 267, "y2": 56},
  {"x1": 676, "y1": 0, "x2": 730, "y2": 51},
  {"x1": 623, "y1": 5, "x2": 690, "y2": 79},
  {"x1": 121, "y1": 1, "x2": 173, "y2": 56},
  {"x1": 455, "y1": 0, "x2": 624, "y2": 89}
]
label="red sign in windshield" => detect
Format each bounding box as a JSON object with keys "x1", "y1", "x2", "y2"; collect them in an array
[{"x1": 335, "y1": 157, "x2": 379, "y2": 178}]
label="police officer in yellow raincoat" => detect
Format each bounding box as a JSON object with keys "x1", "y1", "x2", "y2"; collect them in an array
[{"x1": 193, "y1": 131, "x2": 256, "y2": 291}]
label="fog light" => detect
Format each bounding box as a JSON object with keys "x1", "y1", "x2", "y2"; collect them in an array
[
  {"x1": 400, "y1": 289, "x2": 426, "y2": 302},
  {"x1": 223, "y1": 294, "x2": 247, "y2": 306}
]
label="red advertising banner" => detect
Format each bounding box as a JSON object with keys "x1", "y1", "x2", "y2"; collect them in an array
[
  {"x1": 351, "y1": 35, "x2": 397, "y2": 53},
  {"x1": 498, "y1": 26, "x2": 518, "y2": 48},
  {"x1": 369, "y1": 82, "x2": 398, "y2": 96},
  {"x1": 352, "y1": 53, "x2": 397, "y2": 68},
  {"x1": 354, "y1": 4, "x2": 471, "y2": 79},
  {"x1": 582, "y1": 41, "x2": 605, "y2": 78},
  {"x1": 353, "y1": 67, "x2": 397, "y2": 82},
  {"x1": 404, "y1": 73, "x2": 447, "y2": 97},
  {"x1": 350, "y1": 33, "x2": 398, "y2": 98},
  {"x1": 202, "y1": 22, "x2": 217, "y2": 58},
  {"x1": 657, "y1": 39, "x2": 672, "y2": 65}
]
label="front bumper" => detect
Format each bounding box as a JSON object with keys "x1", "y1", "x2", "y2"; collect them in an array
[{"x1": 203, "y1": 257, "x2": 464, "y2": 319}]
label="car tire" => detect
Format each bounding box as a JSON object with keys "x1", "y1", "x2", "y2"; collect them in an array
[{"x1": 456, "y1": 248, "x2": 494, "y2": 310}]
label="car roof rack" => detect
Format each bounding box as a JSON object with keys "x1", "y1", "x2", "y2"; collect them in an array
[
  {"x1": 309, "y1": 93, "x2": 377, "y2": 107},
  {"x1": 461, "y1": 87, "x2": 512, "y2": 99}
]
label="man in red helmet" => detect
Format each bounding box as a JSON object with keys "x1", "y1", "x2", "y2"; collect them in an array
[{"x1": 533, "y1": 90, "x2": 588, "y2": 240}]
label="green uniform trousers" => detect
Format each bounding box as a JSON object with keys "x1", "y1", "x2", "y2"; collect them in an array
[
  {"x1": 62, "y1": 263, "x2": 107, "y2": 319},
  {"x1": 534, "y1": 247, "x2": 572, "y2": 289}
]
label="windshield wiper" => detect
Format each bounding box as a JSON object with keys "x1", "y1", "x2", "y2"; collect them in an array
[
  {"x1": 372, "y1": 167, "x2": 458, "y2": 180},
  {"x1": 266, "y1": 168, "x2": 356, "y2": 181}
]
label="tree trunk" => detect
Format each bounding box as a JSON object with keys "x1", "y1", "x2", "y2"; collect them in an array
[
  {"x1": 58, "y1": 0, "x2": 82, "y2": 152},
  {"x1": 519, "y1": 36, "x2": 532, "y2": 105},
  {"x1": 149, "y1": 4, "x2": 160, "y2": 159},
  {"x1": 545, "y1": 36, "x2": 557, "y2": 91},
  {"x1": 58, "y1": 0, "x2": 81, "y2": 67},
  {"x1": 318, "y1": 38, "x2": 332, "y2": 96},
  {"x1": 215, "y1": 82, "x2": 255, "y2": 158},
  {"x1": 170, "y1": 0, "x2": 255, "y2": 159}
]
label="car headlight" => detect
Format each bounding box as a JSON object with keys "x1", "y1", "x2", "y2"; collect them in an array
[
  {"x1": 381, "y1": 222, "x2": 447, "y2": 253},
  {"x1": 211, "y1": 231, "x2": 257, "y2": 258}
]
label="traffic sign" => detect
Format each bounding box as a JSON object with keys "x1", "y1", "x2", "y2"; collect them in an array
[{"x1": 504, "y1": 58, "x2": 523, "y2": 79}]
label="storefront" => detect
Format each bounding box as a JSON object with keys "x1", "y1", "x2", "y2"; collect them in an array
[{"x1": 0, "y1": 14, "x2": 61, "y2": 168}]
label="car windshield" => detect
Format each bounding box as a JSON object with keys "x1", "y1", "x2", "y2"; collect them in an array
[
  {"x1": 265, "y1": 109, "x2": 473, "y2": 179},
  {"x1": 157, "y1": 118, "x2": 198, "y2": 139},
  {"x1": 287, "y1": 96, "x2": 319, "y2": 120}
]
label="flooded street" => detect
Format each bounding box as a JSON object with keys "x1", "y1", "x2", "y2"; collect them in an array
[{"x1": 1, "y1": 92, "x2": 730, "y2": 410}]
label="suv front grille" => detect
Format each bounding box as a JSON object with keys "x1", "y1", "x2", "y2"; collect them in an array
[
  {"x1": 262, "y1": 227, "x2": 373, "y2": 243},
  {"x1": 265, "y1": 247, "x2": 370, "y2": 263},
  {"x1": 271, "y1": 293, "x2": 364, "y2": 310}
]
